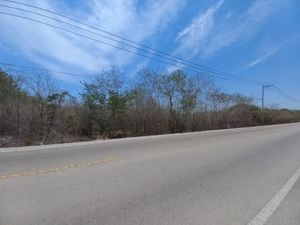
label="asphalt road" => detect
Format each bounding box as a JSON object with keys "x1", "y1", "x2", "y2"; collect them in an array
[{"x1": 1, "y1": 123, "x2": 300, "y2": 225}]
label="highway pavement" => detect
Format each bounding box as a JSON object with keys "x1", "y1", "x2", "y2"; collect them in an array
[{"x1": 0, "y1": 123, "x2": 300, "y2": 225}]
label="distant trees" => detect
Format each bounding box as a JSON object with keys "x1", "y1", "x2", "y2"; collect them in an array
[{"x1": 0, "y1": 67, "x2": 299, "y2": 147}]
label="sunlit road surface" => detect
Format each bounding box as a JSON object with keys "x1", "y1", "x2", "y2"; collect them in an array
[{"x1": 1, "y1": 123, "x2": 300, "y2": 225}]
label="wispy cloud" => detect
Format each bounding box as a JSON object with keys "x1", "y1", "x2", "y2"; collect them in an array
[
  {"x1": 245, "y1": 34, "x2": 300, "y2": 69},
  {"x1": 246, "y1": 47, "x2": 279, "y2": 69},
  {"x1": 175, "y1": 0, "x2": 289, "y2": 59},
  {"x1": 203, "y1": 0, "x2": 288, "y2": 57},
  {"x1": 175, "y1": 0, "x2": 224, "y2": 57},
  {"x1": 0, "y1": 0, "x2": 185, "y2": 82}
]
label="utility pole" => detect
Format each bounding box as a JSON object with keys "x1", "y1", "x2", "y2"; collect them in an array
[{"x1": 261, "y1": 85, "x2": 273, "y2": 109}]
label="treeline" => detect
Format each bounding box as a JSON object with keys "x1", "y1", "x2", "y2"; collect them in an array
[{"x1": 1, "y1": 67, "x2": 299, "y2": 147}]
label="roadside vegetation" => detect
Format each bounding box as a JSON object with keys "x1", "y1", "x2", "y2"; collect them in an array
[{"x1": 1, "y1": 67, "x2": 299, "y2": 147}]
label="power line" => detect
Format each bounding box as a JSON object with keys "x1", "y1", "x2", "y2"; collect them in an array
[
  {"x1": 269, "y1": 86, "x2": 300, "y2": 104},
  {"x1": 0, "y1": 4, "x2": 298, "y2": 105},
  {"x1": 0, "y1": 5, "x2": 197, "y2": 67},
  {"x1": 0, "y1": 4, "x2": 262, "y2": 86},
  {"x1": 0, "y1": 11, "x2": 253, "y2": 84},
  {"x1": 0, "y1": 0, "x2": 265, "y2": 87},
  {"x1": 3, "y1": 61, "x2": 300, "y2": 104}
]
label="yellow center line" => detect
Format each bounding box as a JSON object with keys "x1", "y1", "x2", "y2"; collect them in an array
[{"x1": 0, "y1": 156, "x2": 119, "y2": 180}]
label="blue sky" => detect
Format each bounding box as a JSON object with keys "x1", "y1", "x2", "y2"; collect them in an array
[{"x1": 0, "y1": 0, "x2": 299, "y2": 108}]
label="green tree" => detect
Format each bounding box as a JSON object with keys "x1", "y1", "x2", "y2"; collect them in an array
[{"x1": 81, "y1": 67, "x2": 131, "y2": 138}]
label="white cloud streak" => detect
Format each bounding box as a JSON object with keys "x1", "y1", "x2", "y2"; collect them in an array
[
  {"x1": 175, "y1": 0, "x2": 224, "y2": 57},
  {"x1": 203, "y1": 0, "x2": 288, "y2": 57},
  {"x1": 245, "y1": 34, "x2": 300, "y2": 69},
  {"x1": 0, "y1": 0, "x2": 185, "y2": 82},
  {"x1": 246, "y1": 47, "x2": 279, "y2": 69},
  {"x1": 175, "y1": 0, "x2": 289, "y2": 58}
]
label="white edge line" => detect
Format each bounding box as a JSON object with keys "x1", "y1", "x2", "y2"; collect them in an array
[{"x1": 247, "y1": 165, "x2": 300, "y2": 225}]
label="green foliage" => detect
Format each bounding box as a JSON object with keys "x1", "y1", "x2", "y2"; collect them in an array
[
  {"x1": 81, "y1": 67, "x2": 132, "y2": 138},
  {"x1": 0, "y1": 69, "x2": 26, "y2": 100}
]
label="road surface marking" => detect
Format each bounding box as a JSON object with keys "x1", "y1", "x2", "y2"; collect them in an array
[
  {"x1": 247, "y1": 164, "x2": 300, "y2": 225},
  {"x1": 0, "y1": 156, "x2": 119, "y2": 180}
]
